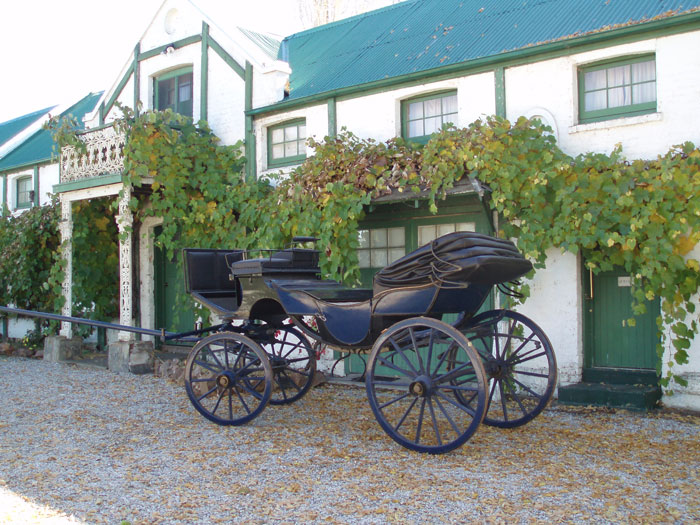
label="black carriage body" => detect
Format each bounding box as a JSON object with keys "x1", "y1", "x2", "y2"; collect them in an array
[{"x1": 184, "y1": 232, "x2": 531, "y2": 350}]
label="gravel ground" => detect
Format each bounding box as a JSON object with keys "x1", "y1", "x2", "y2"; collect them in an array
[{"x1": 0, "y1": 356, "x2": 698, "y2": 524}]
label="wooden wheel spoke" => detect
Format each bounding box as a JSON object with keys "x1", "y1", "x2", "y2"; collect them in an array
[
  {"x1": 393, "y1": 397, "x2": 419, "y2": 432},
  {"x1": 378, "y1": 391, "x2": 411, "y2": 410},
  {"x1": 194, "y1": 359, "x2": 221, "y2": 374},
  {"x1": 211, "y1": 388, "x2": 226, "y2": 415},
  {"x1": 435, "y1": 390, "x2": 479, "y2": 417},
  {"x1": 415, "y1": 398, "x2": 427, "y2": 444},
  {"x1": 197, "y1": 384, "x2": 219, "y2": 402},
  {"x1": 434, "y1": 395, "x2": 461, "y2": 436},
  {"x1": 376, "y1": 353, "x2": 415, "y2": 378},
  {"x1": 427, "y1": 398, "x2": 443, "y2": 447},
  {"x1": 388, "y1": 336, "x2": 420, "y2": 376},
  {"x1": 511, "y1": 376, "x2": 544, "y2": 399},
  {"x1": 503, "y1": 376, "x2": 529, "y2": 416}
]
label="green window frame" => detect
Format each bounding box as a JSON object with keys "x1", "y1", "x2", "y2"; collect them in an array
[
  {"x1": 267, "y1": 119, "x2": 307, "y2": 168},
  {"x1": 15, "y1": 176, "x2": 32, "y2": 209},
  {"x1": 578, "y1": 55, "x2": 656, "y2": 124},
  {"x1": 401, "y1": 90, "x2": 458, "y2": 144},
  {"x1": 154, "y1": 67, "x2": 193, "y2": 117}
]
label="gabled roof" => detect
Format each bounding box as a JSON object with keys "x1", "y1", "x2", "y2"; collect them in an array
[
  {"x1": 238, "y1": 27, "x2": 281, "y2": 60},
  {"x1": 278, "y1": 0, "x2": 700, "y2": 103},
  {"x1": 0, "y1": 107, "x2": 54, "y2": 150},
  {"x1": 0, "y1": 93, "x2": 102, "y2": 173}
]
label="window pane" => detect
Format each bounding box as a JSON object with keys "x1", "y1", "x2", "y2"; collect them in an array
[
  {"x1": 585, "y1": 90, "x2": 607, "y2": 111},
  {"x1": 437, "y1": 224, "x2": 455, "y2": 237},
  {"x1": 585, "y1": 69, "x2": 607, "y2": 91},
  {"x1": 358, "y1": 250, "x2": 371, "y2": 268},
  {"x1": 633, "y1": 81, "x2": 656, "y2": 104},
  {"x1": 633, "y1": 60, "x2": 656, "y2": 82},
  {"x1": 298, "y1": 125, "x2": 306, "y2": 139},
  {"x1": 442, "y1": 94, "x2": 458, "y2": 115},
  {"x1": 388, "y1": 227, "x2": 404, "y2": 247},
  {"x1": 178, "y1": 76, "x2": 192, "y2": 102},
  {"x1": 372, "y1": 249, "x2": 387, "y2": 268},
  {"x1": 607, "y1": 65, "x2": 629, "y2": 87},
  {"x1": 424, "y1": 98, "x2": 441, "y2": 117},
  {"x1": 358, "y1": 230, "x2": 370, "y2": 249},
  {"x1": 608, "y1": 86, "x2": 631, "y2": 108},
  {"x1": 408, "y1": 101, "x2": 423, "y2": 120},
  {"x1": 418, "y1": 225, "x2": 436, "y2": 246},
  {"x1": 296, "y1": 139, "x2": 305, "y2": 155},
  {"x1": 272, "y1": 144, "x2": 285, "y2": 159},
  {"x1": 285, "y1": 126, "x2": 298, "y2": 141},
  {"x1": 157, "y1": 77, "x2": 174, "y2": 110},
  {"x1": 371, "y1": 228, "x2": 387, "y2": 248},
  {"x1": 285, "y1": 142, "x2": 298, "y2": 157},
  {"x1": 424, "y1": 116, "x2": 441, "y2": 135},
  {"x1": 389, "y1": 248, "x2": 405, "y2": 264},
  {"x1": 272, "y1": 128, "x2": 284, "y2": 143},
  {"x1": 456, "y1": 222, "x2": 476, "y2": 232},
  {"x1": 408, "y1": 120, "x2": 423, "y2": 137}
]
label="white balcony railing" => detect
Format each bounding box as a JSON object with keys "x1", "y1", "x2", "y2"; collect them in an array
[{"x1": 60, "y1": 125, "x2": 126, "y2": 184}]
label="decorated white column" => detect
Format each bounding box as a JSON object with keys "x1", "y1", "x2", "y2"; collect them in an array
[
  {"x1": 116, "y1": 188, "x2": 134, "y2": 341},
  {"x1": 59, "y1": 196, "x2": 73, "y2": 338}
]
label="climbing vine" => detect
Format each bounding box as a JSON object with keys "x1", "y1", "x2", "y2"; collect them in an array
[{"x1": 46, "y1": 109, "x2": 700, "y2": 385}]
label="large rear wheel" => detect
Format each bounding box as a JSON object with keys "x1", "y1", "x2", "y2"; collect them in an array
[
  {"x1": 454, "y1": 310, "x2": 557, "y2": 428},
  {"x1": 365, "y1": 317, "x2": 487, "y2": 454}
]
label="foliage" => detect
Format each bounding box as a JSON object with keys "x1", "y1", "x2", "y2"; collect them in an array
[
  {"x1": 0, "y1": 203, "x2": 61, "y2": 314},
  {"x1": 49, "y1": 108, "x2": 700, "y2": 385}
]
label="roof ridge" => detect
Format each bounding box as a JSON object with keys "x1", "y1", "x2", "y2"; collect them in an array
[{"x1": 282, "y1": 0, "x2": 419, "y2": 40}]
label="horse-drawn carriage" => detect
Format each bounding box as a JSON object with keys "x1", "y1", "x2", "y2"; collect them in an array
[{"x1": 182, "y1": 232, "x2": 557, "y2": 454}]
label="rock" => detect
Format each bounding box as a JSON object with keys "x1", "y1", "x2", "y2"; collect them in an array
[
  {"x1": 33, "y1": 350, "x2": 44, "y2": 359},
  {"x1": 0, "y1": 343, "x2": 13, "y2": 356}
]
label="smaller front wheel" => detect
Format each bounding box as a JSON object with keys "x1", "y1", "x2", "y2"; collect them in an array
[
  {"x1": 366, "y1": 317, "x2": 487, "y2": 454},
  {"x1": 185, "y1": 332, "x2": 272, "y2": 426}
]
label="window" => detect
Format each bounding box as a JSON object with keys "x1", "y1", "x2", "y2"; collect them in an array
[
  {"x1": 402, "y1": 91, "x2": 458, "y2": 143},
  {"x1": 417, "y1": 222, "x2": 475, "y2": 247},
  {"x1": 16, "y1": 176, "x2": 32, "y2": 209},
  {"x1": 155, "y1": 68, "x2": 193, "y2": 117},
  {"x1": 358, "y1": 227, "x2": 405, "y2": 269},
  {"x1": 267, "y1": 119, "x2": 307, "y2": 168},
  {"x1": 578, "y1": 56, "x2": 656, "y2": 123}
]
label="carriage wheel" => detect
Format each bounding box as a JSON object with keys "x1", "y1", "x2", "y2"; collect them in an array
[
  {"x1": 184, "y1": 332, "x2": 272, "y2": 426},
  {"x1": 454, "y1": 310, "x2": 557, "y2": 428},
  {"x1": 365, "y1": 317, "x2": 487, "y2": 454},
  {"x1": 257, "y1": 325, "x2": 316, "y2": 405}
]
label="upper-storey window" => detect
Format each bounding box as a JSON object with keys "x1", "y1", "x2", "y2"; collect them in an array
[
  {"x1": 267, "y1": 119, "x2": 307, "y2": 168},
  {"x1": 402, "y1": 91, "x2": 458, "y2": 144},
  {"x1": 15, "y1": 176, "x2": 32, "y2": 209},
  {"x1": 155, "y1": 67, "x2": 193, "y2": 117},
  {"x1": 578, "y1": 56, "x2": 656, "y2": 124}
]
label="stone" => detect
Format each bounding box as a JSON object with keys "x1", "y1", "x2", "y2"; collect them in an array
[
  {"x1": 43, "y1": 336, "x2": 82, "y2": 362},
  {"x1": 0, "y1": 343, "x2": 13, "y2": 356},
  {"x1": 108, "y1": 340, "x2": 154, "y2": 374}
]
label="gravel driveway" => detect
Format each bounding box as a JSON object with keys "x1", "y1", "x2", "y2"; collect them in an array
[{"x1": 0, "y1": 356, "x2": 698, "y2": 524}]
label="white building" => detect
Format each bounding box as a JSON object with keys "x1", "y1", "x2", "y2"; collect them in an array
[{"x1": 44, "y1": 0, "x2": 700, "y2": 410}]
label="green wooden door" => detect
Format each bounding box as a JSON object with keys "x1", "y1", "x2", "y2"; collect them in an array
[
  {"x1": 154, "y1": 233, "x2": 195, "y2": 342},
  {"x1": 585, "y1": 268, "x2": 659, "y2": 369}
]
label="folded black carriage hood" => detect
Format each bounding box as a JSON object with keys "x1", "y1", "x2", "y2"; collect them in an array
[{"x1": 374, "y1": 232, "x2": 532, "y2": 290}]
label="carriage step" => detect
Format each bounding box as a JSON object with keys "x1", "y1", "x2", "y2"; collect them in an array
[{"x1": 558, "y1": 381, "x2": 661, "y2": 411}]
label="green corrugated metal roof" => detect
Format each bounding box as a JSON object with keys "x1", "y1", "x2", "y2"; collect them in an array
[
  {"x1": 0, "y1": 92, "x2": 102, "y2": 173},
  {"x1": 279, "y1": 0, "x2": 700, "y2": 102},
  {"x1": 0, "y1": 106, "x2": 54, "y2": 150},
  {"x1": 239, "y1": 27, "x2": 281, "y2": 60}
]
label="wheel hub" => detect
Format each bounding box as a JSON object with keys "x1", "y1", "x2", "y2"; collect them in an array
[
  {"x1": 409, "y1": 375, "x2": 433, "y2": 397},
  {"x1": 216, "y1": 371, "x2": 237, "y2": 389},
  {"x1": 485, "y1": 359, "x2": 510, "y2": 380}
]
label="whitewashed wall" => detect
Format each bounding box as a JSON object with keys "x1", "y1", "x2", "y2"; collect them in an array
[{"x1": 506, "y1": 32, "x2": 700, "y2": 159}]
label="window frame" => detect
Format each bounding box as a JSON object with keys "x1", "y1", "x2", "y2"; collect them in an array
[
  {"x1": 578, "y1": 54, "x2": 657, "y2": 124},
  {"x1": 154, "y1": 66, "x2": 194, "y2": 117},
  {"x1": 401, "y1": 90, "x2": 458, "y2": 144},
  {"x1": 267, "y1": 118, "x2": 307, "y2": 168},
  {"x1": 15, "y1": 176, "x2": 32, "y2": 210}
]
